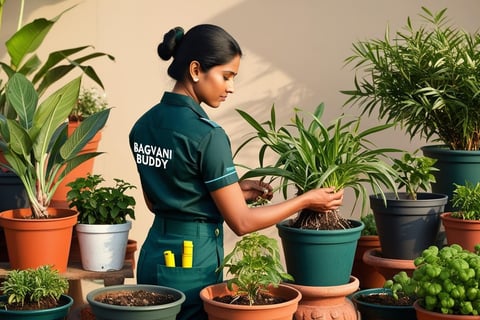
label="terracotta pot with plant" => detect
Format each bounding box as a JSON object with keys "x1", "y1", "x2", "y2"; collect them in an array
[
  {"x1": 200, "y1": 232, "x2": 301, "y2": 320},
  {"x1": 236, "y1": 103, "x2": 399, "y2": 287},
  {"x1": 385, "y1": 244, "x2": 480, "y2": 319},
  {"x1": 66, "y1": 174, "x2": 136, "y2": 272},
  {"x1": 0, "y1": 265, "x2": 73, "y2": 319},
  {"x1": 343, "y1": 7, "x2": 480, "y2": 211},
  {"x1": 52, "y1": 87, "x2": 110, "y2": 205},
  {"x1": 441, "y1": 182, "x2": 480, "y2": 252},
  {"x1": 0, "y1": 2, "x2": 113, "y2": 271}
]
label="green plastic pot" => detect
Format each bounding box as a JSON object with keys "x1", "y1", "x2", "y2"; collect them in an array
[
  {"x1": 0, "y1": 294, "x2": 73, "y2": 320},
  {"x1": 277, "y1": 219, "x2": 364, "y2": 286},
  {"x1": 351, "y1": 288, "x2": 416, "y2": 320},
  {"x1": 422, "y1": 145, "x2": 480, "y2": 212},
  {"x1": 87, "y1": 284, "x2": 185, "y2": 320}
]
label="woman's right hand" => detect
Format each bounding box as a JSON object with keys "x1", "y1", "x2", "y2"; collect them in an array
[{"x1": 304, "y1": 187, "x2": 344, "y2": 212}]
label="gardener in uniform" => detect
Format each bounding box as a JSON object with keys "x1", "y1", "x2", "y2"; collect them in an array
[{"x1": 129, "y1": 24, "x2": 344, "y2": 320}]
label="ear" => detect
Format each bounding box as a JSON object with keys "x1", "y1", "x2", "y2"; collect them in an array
[{"x1": 189, "y1": 61, "x2": 201, "y2": 82}]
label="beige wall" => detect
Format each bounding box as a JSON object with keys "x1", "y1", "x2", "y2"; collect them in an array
[{"x1": 2, "y1": 0, "x2": 480, "y2": 274}]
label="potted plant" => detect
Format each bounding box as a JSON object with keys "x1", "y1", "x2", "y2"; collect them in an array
[
  {"x1": 369, "y1": 151, "x2": 448, "y2": 260},
  {"x1": 236, "y1": 103, "x2": 399, "y2": 287},
  {"x1": 0, "y1": 2, "x2": 114, "y2": 269},
  {"x1": 53, "y1": 87, "x2": 110, "y2": 204},
  {"x1": 342, "y1": 7, "x2": 480, "y2": 211},
  {"x1": 352, "y1": 212, "x2": 386, "y2": 289},
  {"x1": 385, "y1": 244, "x2": 480, "y2": 319},
  {"x1": 441, "y1": 182, "x2": 480, "y2": 252},
  {"x1": 0, "y1": 73, "x2": 110, "y2": 272},
  {"x1": 66, "y1": 174, "x2": 136, "y2": 272},
  {"x1": 86, "y1": 284, "x2": 186, "y2": 320},
  {"x1": 0, "y1": 265, "x2": 73, "y2": 319},
  {"x1": 199, "y1": 232, "x2": 301, "y2": 320}
]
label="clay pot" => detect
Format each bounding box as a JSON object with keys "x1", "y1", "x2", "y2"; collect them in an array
[
  {"x1": 414, "y1": 300, "x2": 480, "y2": 319},
  {"x1": 441, "y1": 212, "x2": 480, "y2": 252},
  {"x1": 363, "y1": 248, "x2": 415, "y2": 280},
  {"x1": 352, "y1": 235, "x2": 385, "y2": 289}
]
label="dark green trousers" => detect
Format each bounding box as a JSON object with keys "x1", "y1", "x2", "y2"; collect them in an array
[{"x1": 137, "y1": 216, "x2": 224, "y2": 320}]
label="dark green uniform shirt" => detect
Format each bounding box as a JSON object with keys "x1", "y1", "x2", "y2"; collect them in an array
[{"x1": 129, "y1": 92, "x2": 239, "y2": 222}]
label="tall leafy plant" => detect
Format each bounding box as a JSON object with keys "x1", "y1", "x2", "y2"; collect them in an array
[
  {"x1": 0, "y1": 73, "x2": 110, "y2": 218},
  {"x1": 343, "y1": 7, "x2": 480, "y2": 150},
  {"x1": 235, "y1": 103, "x2": 399, "y2": 228}
]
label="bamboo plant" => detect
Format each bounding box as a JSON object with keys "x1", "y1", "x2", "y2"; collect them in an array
[{"x1": 235, "y1": 103, "x2": 399, "y2": 229}]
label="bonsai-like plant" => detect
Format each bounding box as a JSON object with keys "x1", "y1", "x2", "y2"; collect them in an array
[
  {"x1": 391, "y1": 151, "x2": 438, "y2": 200},
  {"x1": 450, "y1": 182, "x2": 480, "y2": 220},
  {"x1": 0, "y1": 265, "x2": 69, "y2": 310},
  {"x1": 69, "y1": 87, "x2": 109, "y2": 122},
  {"x1": 216, "y1": 232, "x2": 293, "y2": 306},
  {"x1": 235, "y1": 103, "x2": 399, "y2": 229},
  {"x1": 385, "y1": 244, "x2": 480, "y2": 315},
  {"x1": 343, "y1": 7, "x2": 480, "y2": 151},
  {"x1": 0, "y1": 73, "x2": 110, "y2": 218},
  {"x1": 67, "y1": 174, "x2": 136, "y2": 224}
]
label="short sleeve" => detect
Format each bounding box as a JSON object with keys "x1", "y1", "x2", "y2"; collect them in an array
[{"x1": 199, "y1": 128, "x2": 238, "y2": 191}]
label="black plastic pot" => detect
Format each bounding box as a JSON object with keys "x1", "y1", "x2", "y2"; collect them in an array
[{"x1": 370, "y1": 192, "x2": 448, "y2": 260}]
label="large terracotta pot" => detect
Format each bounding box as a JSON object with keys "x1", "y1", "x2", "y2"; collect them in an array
[
  {"x1": 0, "y1": 208, "x2": 78, "y2": 272},
  {"x1": 52, "y1": 121, "x2": 102, "y2": 202},
  {"x1": 199, "y1": 282, "x2": 301, "y2": 320},
  {"x1": 414, "y1": 300, "x2": 480, "y2": 320},
  {"x1": 441, "y1": 212, "x2": 480, "y2": 252},
  {"x1": 363, "y1": 248, "x2": 415, "y2": 280},
  {"x1": 352, "y1": 235, "x2": 385, "y2": 289}
]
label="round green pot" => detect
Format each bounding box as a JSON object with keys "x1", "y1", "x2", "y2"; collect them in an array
[
  {"x1": 86, "y1": 284, "x2": 185, "y2": 320},
  {"x1": 351, "y1": 288, "x2": 416, "y2": 320},
  {"x1": 0, "y1": 294, "x2": 73, "y2": 320},
  {"x1": 370, "y1": 192, "x2": 448, "y2": 260},
  {"x1": 276, "y1": 219, "x2": 364, "y2": 286},
  {"x1": 422, "y1": 145, "x2": 480, "y2": 212}
]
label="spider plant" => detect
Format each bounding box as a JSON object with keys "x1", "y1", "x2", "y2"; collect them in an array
[{"x1": 235, "y1": 103, "x2": 399, "y2": 228}]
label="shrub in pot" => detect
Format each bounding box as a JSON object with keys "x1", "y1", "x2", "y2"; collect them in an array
[
  {"x1": 441, "y1": 182, "x2": 480, "y2": 252},
  {"x1": 0, "y1": 2, "x2": 113, "y2": 271},
  {"x1": 66, "y1": 173, "x2": 136, "y2": 271},
  {"x1": 200, "y1": 232, "x2": 301, "y2": 320},
  {"x1": 370, "y1": 151, "x2": 448, "y2": 260},
  {"x1": 236, "y1": 103, "x2": 399, "y2": 286},
  {"x1": 342, "y1": 7, "x2": 480, "y2": 210},
  {"x1": 0, "y1": 265, "x2": 73, "y2": 319}
]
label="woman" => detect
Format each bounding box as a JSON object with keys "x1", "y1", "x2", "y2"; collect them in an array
[{"x1": 128, "y1": 24, "x2": 343, "y2": 320}]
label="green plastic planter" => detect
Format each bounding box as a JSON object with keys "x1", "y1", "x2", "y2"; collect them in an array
[
  {"x1": 87, "y1": 284, "x2": 185, "y2": 320},
  {"x1": 277, "y1": 219, "x2": 364, "y2": 286},
  {"x1": 351, "y1": 288, "x2": 416, "y2": 320},
  {"x1": 0, "y1": 294, "x2": 73, "y2": 320},
  {"x1": 422, "y1": 145, "x2": 480, "y2": 212}
]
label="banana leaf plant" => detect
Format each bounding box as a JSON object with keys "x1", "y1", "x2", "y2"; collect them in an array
[
  {"x1": 0, "y1": 3, "x2": 115, "y2": 119},
  {"x1": 235, "y1": 103, "x2": 399, "y2": 229},
  {"x1": 0, "y1": 73, "x2": 110, "y2": 218}
]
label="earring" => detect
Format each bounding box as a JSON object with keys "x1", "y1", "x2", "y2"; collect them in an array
[{"x1": 193, "y1": 77, "x2": 199, "y2": 83}]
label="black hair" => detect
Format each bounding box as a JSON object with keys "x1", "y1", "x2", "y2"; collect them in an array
[{"x1": 157, "y1": 24, "x2": 242, "y2": 81}]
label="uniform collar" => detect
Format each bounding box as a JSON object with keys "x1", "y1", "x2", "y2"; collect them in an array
[{"x1": 162, "y1": 92, "x2": 210, "y2": 120}]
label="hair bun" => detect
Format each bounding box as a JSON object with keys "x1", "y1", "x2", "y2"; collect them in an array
[{"x1": 157, "y1": 26, "x2": 184, "y2": 60}]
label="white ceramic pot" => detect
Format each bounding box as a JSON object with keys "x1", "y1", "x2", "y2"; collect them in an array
[{"x1": 76, "y1": 221, "x2": 132, "y2": 271}]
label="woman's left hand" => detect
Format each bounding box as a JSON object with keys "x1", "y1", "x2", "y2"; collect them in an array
[{"x1": 239, "y1": 180, "x2": 273, "y2": 202}]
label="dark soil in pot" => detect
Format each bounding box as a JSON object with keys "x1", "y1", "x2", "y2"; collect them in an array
[
  {"x1": 356, "y1": 292, "x2": 415, "y2": 306},
  {"x1": 213, "y1": 292, "x2": 286, "y2": 305},
  {"x1": 94, "y1": 290, "x2": 177, "y2": 306}
]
